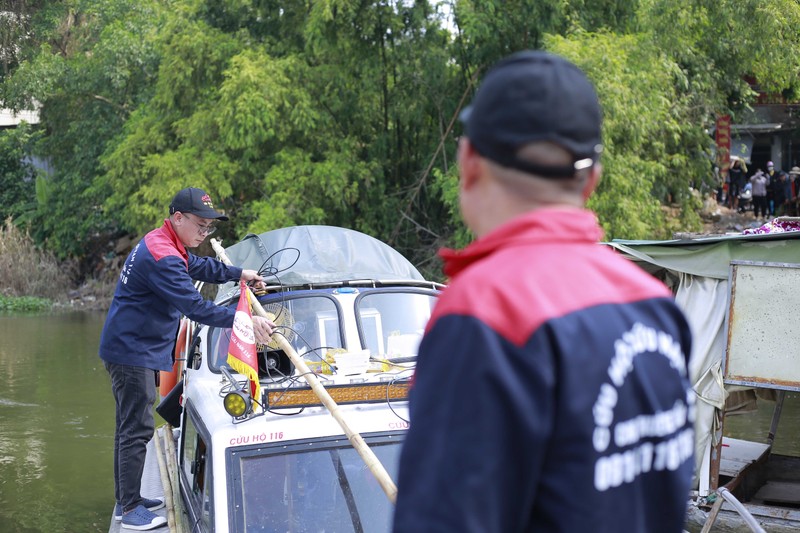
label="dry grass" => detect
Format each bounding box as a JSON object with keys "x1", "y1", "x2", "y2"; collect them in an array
[{"x1": 0, "y1": 217, "x2": 74, "y2": 301}]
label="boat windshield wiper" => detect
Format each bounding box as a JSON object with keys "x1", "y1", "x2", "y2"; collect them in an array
[{"x1": 329, "y1": 449, "x2": 364, "y2": 533}]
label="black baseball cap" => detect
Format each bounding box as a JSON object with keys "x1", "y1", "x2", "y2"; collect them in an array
[
  {"x1": 169, "y1": 187, "x2": 229, "y2": 221},
  {"x1": 460, "y1": 50, "x2": 603, "y2": 179}
]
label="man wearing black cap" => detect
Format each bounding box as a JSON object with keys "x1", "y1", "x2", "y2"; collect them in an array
[
  {"x1": 99, "y1": 187, "x2": 275, "y2": 530},
  {"x1": 393, "y1": 51, "x2": 694, "y2": 532}
]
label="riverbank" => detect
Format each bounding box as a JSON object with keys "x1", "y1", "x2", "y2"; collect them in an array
[{"x1": 59, "y1": 276, "x2": 116, "y2": 312}]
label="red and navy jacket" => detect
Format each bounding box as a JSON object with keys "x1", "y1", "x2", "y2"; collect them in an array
[
  {"x1": 99, "y1": 219, "x2": 242, "y2": 371},
  {"x1": 393, "y1": 208, "x2": 694, "y2": 533}
]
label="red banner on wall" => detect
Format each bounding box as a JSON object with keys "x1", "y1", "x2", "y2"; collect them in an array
[{"x1": 716, "y1": 115, "x2": 731, "y2": 178}]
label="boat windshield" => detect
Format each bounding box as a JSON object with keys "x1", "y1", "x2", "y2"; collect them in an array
[
  {"x1": 207, "y1": 289, "x2": 438, "y2": 374},
  {"x1": 208, "y1": 294, "x2": 344, "y2": 373},
  {"x1": 229, "y1": 436, "x2": 402, "y2": 532},
  {"x1": 355, "y1": 290, "x2": 437, "y2": 359}
]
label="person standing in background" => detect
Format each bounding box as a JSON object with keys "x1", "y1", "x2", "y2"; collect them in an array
[
  {"x1": 789, "y1": 166, "x2": 800, "y2": 215},
  {"x1": 751, "y1": 169, "x2": 770, "y2": 220},
  {"x1": 774, "y1": 171, "x2": 791, "y2": 216},
  {"x1": 765, "y1": 161, "x2": 779, "y2": 216},
  {"x1": 728, "y1": 158, "x2": 747, "y2": 211}
]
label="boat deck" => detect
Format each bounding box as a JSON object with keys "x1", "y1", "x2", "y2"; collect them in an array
[
  {"x1": 689, "y1": 438, "x2": 800, "y2": 532},
  {"x1": 754, "y1": 480, "x2": 800, "y2": 505},
  {"x1": 720, "y1": 437, "x2": 771, "y2": 480}
]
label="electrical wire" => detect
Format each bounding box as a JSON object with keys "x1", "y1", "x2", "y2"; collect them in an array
[
  {"x1": 250, "y1": 246, "x2": 301, "y2": 325},
  {"x1": 385, "y1": 370, "x2": 414, "y2": 424},
  {"x1": 256, "y1": 246, "x2": 301, "y2": 279}
]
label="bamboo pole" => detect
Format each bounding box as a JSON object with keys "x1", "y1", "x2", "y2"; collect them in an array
[
  {"x1": 154, "y1": 427, "x2": 177, "y2": 532},
  {"x1": 163, "y1": 424, "x2": 189, "y2": 533},
  {"x1": 210, "y1": 238, "x2": 399, "y2": 504}
]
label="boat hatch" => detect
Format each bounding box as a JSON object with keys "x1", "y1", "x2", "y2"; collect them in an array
[{"x1": 227, "y1": 433, "x2": 403, "y2": 533}]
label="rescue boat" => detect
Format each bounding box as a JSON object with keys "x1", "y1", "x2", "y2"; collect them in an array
[{"x1": 111, "y1": 225, "x2": 442, "y2": 533}]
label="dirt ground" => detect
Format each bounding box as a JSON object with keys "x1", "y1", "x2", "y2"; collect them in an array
[{"x1": 686, "y1": 194, "x2": 773, "y2": 238}]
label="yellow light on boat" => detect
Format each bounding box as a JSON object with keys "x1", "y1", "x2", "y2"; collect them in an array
[
  {"x1": 267, "y1": 382, "x2": 409, "y2": 409},
  {"x1": 223, "y1": 390, "x2": 252, "y2": 418}
]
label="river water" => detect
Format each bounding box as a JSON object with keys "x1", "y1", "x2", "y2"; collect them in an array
[
  {"x1": 0, "y1": 312, "x2": 112, "y2": 532},
  {"x1": 0, "y1": 311, "x2": 799, "y2": 532}
]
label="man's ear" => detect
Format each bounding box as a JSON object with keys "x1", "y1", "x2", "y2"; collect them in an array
[
  {"x1": 458, "y1": 138, "x2": 481, "y2": 191},
  {"x1": 582, "y1": 163, "x2": 602, "y2": 202}
]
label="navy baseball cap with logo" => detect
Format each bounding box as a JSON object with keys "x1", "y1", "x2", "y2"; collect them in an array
[
  {"x1": 169, "y1": 187, "x2": 229, "y2": 221},
  {"x1": 460, "y1": 50, "x2": 603, "y2": 179}
]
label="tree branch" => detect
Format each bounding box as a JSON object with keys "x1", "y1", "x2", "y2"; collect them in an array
[
  {"x1": 388, "y1": 69, "x2": 479, "y2": 245},
  {"x1": 93, "y1": 94, "x2": 129, "y2": 115}
]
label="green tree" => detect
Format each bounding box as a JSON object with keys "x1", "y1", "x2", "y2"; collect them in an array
[
  {"x1": 549, "y1": 31, "x2": 703, "y2": 239},
  {"x1": 4, "y1": 0, "x2": 800, "y2": 281},
  {"x1": 0, "y1": 123, "x2": 38, "y2": 223},
  {"x1": 436, "y1": 0, "x2": 800, "y2": 243},
  {"x1": 642, "y1": 0, "x2": 800, "y2": 109},
  {"x1": 3, "y1": 0, "x2": 165, "y2": 259},
  {"x1": 100, "y1": 0, "x2": 457, "y2": 278},
  {"x1": 1, "y1": 1, "x2": 34, "y2": 80}
]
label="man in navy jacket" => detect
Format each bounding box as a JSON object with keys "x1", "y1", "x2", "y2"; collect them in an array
[
  {"x1": 393, "y1": 52, "x2": 694, "y2": 532},
  {"x1": 99, "y1": 187, "x2": 274, "y2": 530}
]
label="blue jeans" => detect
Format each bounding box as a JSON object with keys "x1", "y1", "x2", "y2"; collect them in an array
[{"x1": 105, "y1": 362, "x2": 157, "y2": 513}]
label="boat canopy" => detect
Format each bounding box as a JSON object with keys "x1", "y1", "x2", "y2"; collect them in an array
[
  {"x1": 607, "y1": 231, "x2": 800, "y2": 494},
  {"x1": 215, "y1": 225, "x2": 425, "y2": 300},
  {"x1": 608, "y1": 231, "x2": 800, "y2": 279}
]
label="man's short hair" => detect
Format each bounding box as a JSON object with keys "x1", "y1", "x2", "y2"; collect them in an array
[{"x1": 460, "y1": 50, "x2": 603, "y2": 179}]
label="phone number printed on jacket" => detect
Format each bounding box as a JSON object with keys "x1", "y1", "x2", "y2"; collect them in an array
[{"x1": 591, "y1": 322, "x2": 695, "y2": 492}]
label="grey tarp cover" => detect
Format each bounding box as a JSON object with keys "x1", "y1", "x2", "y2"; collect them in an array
[
  {"x1": 607, "y1": 231, "x2": 800, "y2": 493},
  {"x1": 214, "y1": 225, "x2": 424, "y2": 302}
]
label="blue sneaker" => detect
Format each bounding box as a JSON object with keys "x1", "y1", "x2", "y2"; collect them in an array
[
  {"x1": 121, "y1": 504, "x2": 167, "y2": 530},
  {"x1": 115, "y1": 498, "x2": 165, "y2": 521}
]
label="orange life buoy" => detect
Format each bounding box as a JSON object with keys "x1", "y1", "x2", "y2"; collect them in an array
[{"x1": 160, "y1": 318, "x2": 192, "y2": 398}]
